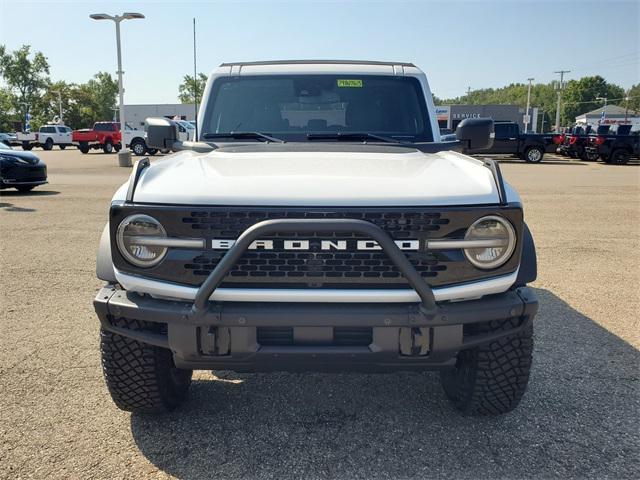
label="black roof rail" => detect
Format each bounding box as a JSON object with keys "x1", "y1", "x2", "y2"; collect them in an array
[{"x1": 219, "y1": 59, "x2": 415, "y2": 67}]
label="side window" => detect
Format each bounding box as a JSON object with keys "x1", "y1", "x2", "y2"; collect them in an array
[{"x1": 494, "y1": 124, "x2": 509, "y2": 139}]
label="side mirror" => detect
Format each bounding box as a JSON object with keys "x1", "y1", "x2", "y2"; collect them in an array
[
  {"x1": 455, "y1": 118, "x2": 494, "y2": 152},
  {"x1": 146, "y1": 117, "x2": 178, "y2": 150}
]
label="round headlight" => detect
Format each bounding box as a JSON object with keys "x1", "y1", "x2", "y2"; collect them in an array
[
  {"x1": 463, "y1": 215, "x2": 516, "y2": 269},
  {"x1": 116, "y1": 214, "x2": 167, "y2": 267}
]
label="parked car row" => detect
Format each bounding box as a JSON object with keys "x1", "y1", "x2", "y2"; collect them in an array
[
  {"x1": 557, "y1": 124, "x2": 639, "y2": 164},
  {"x1": 8, "y1": 120, "x2": 192, "y2": 156},
  {"x1": 585, "y1": 124, "x2": 640, "y2": 164}
]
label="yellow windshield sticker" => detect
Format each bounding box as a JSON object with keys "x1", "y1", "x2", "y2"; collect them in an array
[{"x1": 337, "y1": 79, "x2": 363, "y2": 88}]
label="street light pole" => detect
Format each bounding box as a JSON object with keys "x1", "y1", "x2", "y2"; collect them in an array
[
  {"x1": 90, "y1": 12, "x2": 145, "y2": 167},
  {"x1": 524, "y1": 78, "x2": 534, "y2": 133}
]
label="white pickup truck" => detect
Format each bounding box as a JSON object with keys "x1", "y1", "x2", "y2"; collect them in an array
[
  {"x1": 94, "y1": 60, "x2": 538, "y2": 417},
  {"x1": 17, "y1": 124, "x2": 73, "y2": 150}
]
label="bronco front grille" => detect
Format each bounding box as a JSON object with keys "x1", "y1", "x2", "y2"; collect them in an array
[
  {"x1": 110, "y1": 205, "x2": 523, "y2": 289},
  {"x1": 183, "y1": 210, "x2": 448, "y2": 237}
]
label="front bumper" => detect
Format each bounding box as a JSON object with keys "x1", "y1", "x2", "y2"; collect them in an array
[
  {"x1": 95, "y1": 217, "x2": 537, "y2": 371},
  {"x1": 94, "y1": 286, "x2": 537, "y2": 371}
]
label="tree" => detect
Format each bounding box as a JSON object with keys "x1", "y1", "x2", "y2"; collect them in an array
[
  {"x1": 0, "y1": 88, "x2": 14, "y2": 131},
  {"x1": 178, "y1": 73, "x2": 207, "y2": 103},
  {"x1": 0, "y1": 45, "x2": 51, "y2": 128},
  {"x1": 625, "y1": 83, "x2": 640, "y2": 113},
  {"x1": 561, "y1": 76, "x2": 625, "y2": 125}
]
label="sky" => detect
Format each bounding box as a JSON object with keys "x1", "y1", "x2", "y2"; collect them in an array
[{"x1": 1, "y1": 0, "x2": 638, "y2": 104}]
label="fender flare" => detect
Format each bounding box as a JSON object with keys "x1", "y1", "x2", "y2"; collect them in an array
[
  {"x1": 515, "y1": 222, "x2": 537, "y2": 286},
  {"x1": 96, "y1": 223, "x2": 116, "y2": 282}
]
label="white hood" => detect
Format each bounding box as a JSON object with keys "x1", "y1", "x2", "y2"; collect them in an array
[{"x1": 123, "y1": 146, "x2": 501, "y2": 206}]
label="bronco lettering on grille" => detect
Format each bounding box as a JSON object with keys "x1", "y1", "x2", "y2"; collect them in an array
[{"x1": 211, "y1": 239, "x2": 421, "y2": 251}]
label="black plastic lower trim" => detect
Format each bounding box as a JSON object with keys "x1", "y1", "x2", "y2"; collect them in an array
[{"x1": 94, "y1": 286, "x2": 537, "y2": 372}]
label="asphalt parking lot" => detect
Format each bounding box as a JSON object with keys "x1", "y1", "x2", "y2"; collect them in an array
[{"x1": 1, "y1": 148, "x2": 638, "y2": 479}]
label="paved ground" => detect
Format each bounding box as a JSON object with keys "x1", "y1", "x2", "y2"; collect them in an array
[{"x1": 1, "y1": 149, "x2": 638, "y2": 479}]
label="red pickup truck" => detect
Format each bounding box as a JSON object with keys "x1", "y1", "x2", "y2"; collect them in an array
[{"x1": 72, "y1": 122, "x2": 122, "y2": 154}]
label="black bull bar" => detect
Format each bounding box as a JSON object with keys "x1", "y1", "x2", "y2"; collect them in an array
[{"x1": 191, "y1": 218, "x2": 437, "y2": 315}]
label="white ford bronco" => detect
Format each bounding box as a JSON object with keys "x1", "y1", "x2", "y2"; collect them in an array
[{"x1": 94, "y1": 60, "x2": 538, "y2": 416}]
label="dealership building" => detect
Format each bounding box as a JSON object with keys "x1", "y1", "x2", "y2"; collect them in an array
[
  {"x1": 436, "y1": 105, "x2": 539, "y2": 132},
  {"x1": 574, "y1": 105, "x2": 640, "y2": 125}
]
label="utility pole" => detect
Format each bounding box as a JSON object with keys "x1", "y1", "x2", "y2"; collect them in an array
[
  {"x1": 524, "y1": 78, "x2": 534, "y2": 133},
  {"x1": 554, "y1": 70, "x2": 570, "y2": 132},
  {"x1": 466, "y1": 86, "x2": 471, "y2": 102}
]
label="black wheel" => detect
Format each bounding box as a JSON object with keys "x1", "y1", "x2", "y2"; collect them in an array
[
  {"x1": 609, "y1": 148, "x2": 630, "y2": 165},
  {"x1": 160, "y1": 148, "x2": 170, "y2": 154},
  {"x1": 131, "y1": 139, "x2": 147, "y2": 156},
  {"x1": 16, "y1": 185, "x2": 35, "y2": 192},
  {"x1": 43, "y1": 138, "x2": 53, "y2": 151},
  {"x1": 440, "y1": 317, "x2": 533, "y2": 416},
  {"x1": 600, "y1": 154, "x2": 609, "y2": 162},
  {"x1": 524, "y1": 146, "x2": 544, "y2": 163},
  {"x1": 22, "y1": 142, "x2": 33, "y2": 151},
  {"x1": 100, "y1": 319, "x2": 192, "y2": 413},
  {"x1": 79, "y1": 142, "x2": 90, "y2": 154},
  {"x1": 114, "y1": 143, "x2": 122, "y2": 152},
  {"x1": 146, "y1": 148, "x2": 158, "y2": 156},
  {"x1": 59, "y1": 144, "x2": 66, "y2": 150},
  {"x1": 103, "y1": 140, "x2": 113, "y2": 154}
]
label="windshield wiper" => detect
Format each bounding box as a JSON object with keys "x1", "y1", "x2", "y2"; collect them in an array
[
  {"x1": 203, "y1": 132, "x2": 285, "y2": 143},
  {"x1": 306, "y1": 132, "x2": 410, "y2": 144}
]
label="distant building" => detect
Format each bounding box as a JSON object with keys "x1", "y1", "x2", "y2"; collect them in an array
[
  {"x1": 437, "y1": 104, "x2": 539, "y2": 132},
  {"x1": 574, "y1": 105, "x2": 640, "y2": 126},
  {"x1": 123, "y1": 104, "x2": 197, "y2": 129}
]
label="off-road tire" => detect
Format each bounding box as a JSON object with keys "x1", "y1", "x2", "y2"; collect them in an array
[
  {"x1": 103, "y1": 140, "x2": 113, "y2": 154},
  {"x1": 43, "y1": 138, "x2": 53, "y2": 151},
  {"x1": 609, "y1": 148, "x2": 630, "y2": 165},
  {"x1": 79, "y1": 142, "x2": 90, "y2": 154},
  {"x1": 440, "y1": 317, "x2": 533, "y2": 416},
  {"x1": 524, "y1": 146, "x2": 544, "y2": 163},
  {"x1": 100, "y1": 318, "x2": 192, "y2": 413}
]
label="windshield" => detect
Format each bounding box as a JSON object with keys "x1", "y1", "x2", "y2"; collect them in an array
[{"x1": 201, "y1": 75, "x2": 433, "y2": 142}]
